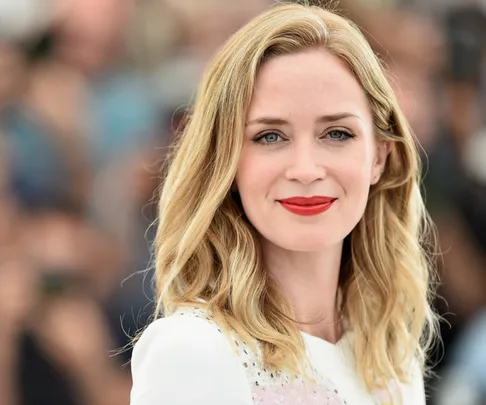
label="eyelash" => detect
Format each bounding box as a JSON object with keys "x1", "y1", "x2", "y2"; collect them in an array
[{"x1": 252, "y1": 129, "x2": 355, "y2": 145}]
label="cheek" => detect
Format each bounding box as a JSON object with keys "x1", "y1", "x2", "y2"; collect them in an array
[
  {"x1": 236, "y1": 152, "x2": 275, "y2": 196},
  {"x1": 337, "y1": 148, "x2": 374, "y2": 211},
  {"x1": 340, "y1": 140, "x2": 369, "y2": 166},
  {"x1": 235, "y1": 152, "x2": 281, "y2": 228},
  {"x1": 349, "y1": 139, "x2": 375, "y2": 179},
  {"x1": 341, "y1": 159, "x2": 372, "y2": 190}
]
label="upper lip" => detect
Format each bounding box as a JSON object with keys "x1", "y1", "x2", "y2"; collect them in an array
[{"x1": 278, "y1": 196, "x2": 336, "y2": 205}]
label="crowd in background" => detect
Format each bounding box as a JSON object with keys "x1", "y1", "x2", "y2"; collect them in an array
[{"x1": 0, "y1": 0, "x2": 485, "y2": 404}]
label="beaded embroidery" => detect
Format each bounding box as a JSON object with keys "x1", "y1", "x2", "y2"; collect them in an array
[{"x1": 173, "y1": 306, "x2": 348, "y2": 405}]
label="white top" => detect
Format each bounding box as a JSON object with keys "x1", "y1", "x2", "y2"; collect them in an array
[{"x1": 130, "y1": 307, "x2": 425, "y2": 405}]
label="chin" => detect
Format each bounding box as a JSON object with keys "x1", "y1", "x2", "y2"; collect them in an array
[{"x1": 267, "y1": 232, "x2": 342, "y2": 252}]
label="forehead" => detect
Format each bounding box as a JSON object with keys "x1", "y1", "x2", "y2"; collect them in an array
[{"x1": 248, "y1": 49, "x2": 371, "y2": 121}]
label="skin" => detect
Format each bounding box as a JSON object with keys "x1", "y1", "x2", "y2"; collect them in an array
[
  {"x1": 54, "y1": 0, "x2": 134, "y2": 73},
  {"x1": 236, "y1": 49, "x2": 389, "y2": 342}
]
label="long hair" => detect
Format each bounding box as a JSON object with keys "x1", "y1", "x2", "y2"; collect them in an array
[{"x1": 152, "y1": 2, "x2": 439, "y2": 397}]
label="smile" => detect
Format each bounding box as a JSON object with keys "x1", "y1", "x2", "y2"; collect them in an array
[{"x1": 277, "y1": 196, "x2": 337, "y2": 216}]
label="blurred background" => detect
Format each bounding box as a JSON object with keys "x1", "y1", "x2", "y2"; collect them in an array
[{"x1": 0, "y1": 0, "x2": 485, "y2": 404}]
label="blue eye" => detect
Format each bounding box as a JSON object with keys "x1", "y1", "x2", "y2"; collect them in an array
[
  {"x1": 325, "y1": 130, "x2": 354, "y2": 141},
  {"x1": 254, "y1": 132, "x2": 283, "y2": 144}
]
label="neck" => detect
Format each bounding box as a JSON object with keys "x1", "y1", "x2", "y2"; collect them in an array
[{"x1": 262, "y1": 238, "x2": 344, "y2": 343}]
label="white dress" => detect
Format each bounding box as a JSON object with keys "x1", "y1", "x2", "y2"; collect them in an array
[{"x1": 130, "y1": 307, "x2": 426, "y2": 405}]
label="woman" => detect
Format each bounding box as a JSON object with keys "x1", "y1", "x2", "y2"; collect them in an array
[{"x1": 130, "y1": 3, "x2": 439, "y2": 405}]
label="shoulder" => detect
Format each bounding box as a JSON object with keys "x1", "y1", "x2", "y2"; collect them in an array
[
  {"x1": 371, "y1": 359, "x2": 426, "y2": 405},
  {"x1": 131, "y1": 308, "x2": 225, "y2": 362},
  {"x1": 408, "y1": 359, "x2": 426, "y2": 405},
  {"x1": 131, "y1": 308, "x2": 233, "y2": 372},
  {"x1": 397, "y1": 359, "x2": 427, "y2": 405},
  {"x1": 130, "y1": 308, "x2": 253, "y2": 405}
]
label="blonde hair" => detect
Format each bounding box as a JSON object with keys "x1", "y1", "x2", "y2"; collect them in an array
[{"x1": 152, "y1": 2, "x2": 439, "y2": 398}]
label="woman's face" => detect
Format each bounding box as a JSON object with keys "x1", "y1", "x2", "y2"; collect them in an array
[
  {"x1": 235, "y1": 49, "x2": 388, "y2": 251},
  {"x1": 56, "y1": 0, "x2": 133, "y2": 72}
]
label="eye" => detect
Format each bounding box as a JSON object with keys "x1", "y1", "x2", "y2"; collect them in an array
[
  {"x1": 253, "y1": 131, "x2": 284, "y2": 145},
  {"x1": 325, "y1": 129, "x2": 355, "y2": 142}
]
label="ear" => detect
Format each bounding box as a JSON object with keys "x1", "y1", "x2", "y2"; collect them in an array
[{"x1": 370, "y1": 140, "x2": 391, "y2": 185}]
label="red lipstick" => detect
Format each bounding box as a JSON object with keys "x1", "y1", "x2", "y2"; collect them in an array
[{"x1": 278, "y1": 196, "x2": 336, "y2": 216}]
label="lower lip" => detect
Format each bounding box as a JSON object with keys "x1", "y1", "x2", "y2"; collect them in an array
[{"x1": 278, "y1": 200, "x2": 336, "y2": 216}]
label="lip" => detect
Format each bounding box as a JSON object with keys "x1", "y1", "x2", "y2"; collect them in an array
[{"x1": 277, "y1": 196, "x2": 337, "y2": 216}]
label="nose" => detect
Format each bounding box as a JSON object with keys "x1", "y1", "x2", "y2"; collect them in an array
[{"x1": 284, "y1": 141, "x2": 327, "y2": 185}]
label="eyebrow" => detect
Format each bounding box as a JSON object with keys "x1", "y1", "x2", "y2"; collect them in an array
[{"x1": 245, "y1": 113, "x2": 362, "y2": 126}]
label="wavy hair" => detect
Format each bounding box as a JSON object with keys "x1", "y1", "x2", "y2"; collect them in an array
[{"x1": 152, "y1": 2, "x2": 439, "y2": 398}]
